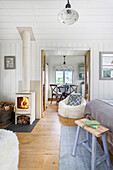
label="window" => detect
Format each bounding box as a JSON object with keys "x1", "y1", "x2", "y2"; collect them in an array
[
  {"x1": 65, "y1": 71, "x2": 72, "y2": 83},
  {"x1": 56, "y1": 71, "x2": 63, "y2": 83},
  {"x1": 56, "y1": 70, "x2": 72, "y2": 84},
  {"x1": 99, "y1": 52, "x2": 113, "y2": 80}
]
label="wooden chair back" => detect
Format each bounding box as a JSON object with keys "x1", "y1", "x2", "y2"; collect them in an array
[
  {"x1": 50, "y1": 84, "x2": 58, "y2": 95},
  {"x1": 50, "y1": 84, "x2": 63, "y2": 103},
  {"x1": 70, "y1": 85, "x2": 78, "y2": 94}
]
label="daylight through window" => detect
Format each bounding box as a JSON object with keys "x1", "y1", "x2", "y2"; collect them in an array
[{"x1": 56, "y1": 70, "x2": 72, "y2": 84}]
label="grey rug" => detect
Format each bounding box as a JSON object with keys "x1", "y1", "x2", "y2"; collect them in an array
[
  {"x1": 5, "y1": 119, "x2": 39, "y2": 132},
  {"x1": 59, "y1": 126, "x2": 113, "y2": 170}
]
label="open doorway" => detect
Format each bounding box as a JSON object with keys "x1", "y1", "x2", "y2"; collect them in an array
[{"x1": 41, "y1": 49, "x2": 91, "y2": 117}]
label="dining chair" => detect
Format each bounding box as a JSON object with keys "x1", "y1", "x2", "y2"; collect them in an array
[
  {"x1": 69, "y1": 84, "x2": 78, "y2": 95},
  {"x1": 50, "y1": 84, "x2": 62, "y2": 104},
  {"x1": 50, "y1": 84, "x2": 57, "y2": 104}
]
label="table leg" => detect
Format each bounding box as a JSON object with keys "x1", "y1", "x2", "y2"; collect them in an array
[
  {"x1": 102, "y1": 133, "x2": 111, "y2": 167},
  {"x1": 92, "y1": 134, "x2": 96, "y2": 170},
  {"x1": 86, "y1": 131, "x2": 90, "y2": 147},
  {"x1": 72, "y1": 126, "x2": 81, "y2": 157}
]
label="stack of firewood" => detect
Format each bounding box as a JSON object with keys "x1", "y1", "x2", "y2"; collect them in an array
[
  {"x1": 0, "y1": 101, "x2": 14, "y2": 126},
  {"x1": 17, "y1": 115, "x2": 30, "y2": 124},
  {"x1": 0, "y1": 101, "x2": 14, "y2": 111}
]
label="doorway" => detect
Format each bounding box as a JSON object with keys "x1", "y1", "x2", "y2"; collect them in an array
[{"x1": 41, "y1": 48, "x2": 91, "y2": 117}]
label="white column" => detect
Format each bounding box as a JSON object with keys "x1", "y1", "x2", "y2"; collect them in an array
[{"x1": 22, "y1": 31, "x2": 30, "y2": 91}]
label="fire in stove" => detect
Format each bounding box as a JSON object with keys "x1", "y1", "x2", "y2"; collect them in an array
[
  {"x1": 21, "y1": 97, "x2": 29, "y2": 109},
  {"x1": 17, "y1": 97, "x2": 29, "y2": 109}
]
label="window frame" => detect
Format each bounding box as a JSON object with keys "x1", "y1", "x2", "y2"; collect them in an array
[{"x1": 99, "y1": 52, "x2": 113, "y2": 80}]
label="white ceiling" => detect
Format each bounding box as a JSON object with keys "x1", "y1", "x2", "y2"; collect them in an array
[
  {"x1": 0, "y1": 0, "x2": 113, "y2": 40},
  {"x1": 45, "y1": 49, "x2": 87, "y2": 57},
  {"x1": 47, "y1": 55, "x2": 84, "y2": 66}
]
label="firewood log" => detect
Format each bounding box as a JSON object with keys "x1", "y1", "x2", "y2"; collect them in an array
[
  {"x1": 27, "y1": 119, "x2": 30, "y2": 123},
  {"x1": 21, "y1": 116, "x2": 23, "y2": 119},
  {"x1": 23, "y1": 120, "x2": 28, "y2": 124},
  {"x1": 11, "y1": 105, "x2": 14, "y2": 108},
  {"x1": 0, "y1": 102, "x2": 4, "y2": 106},
  {"x1": 17, "y1": 119, "x2": 22, "y2": 124},
  {"x1": 24, "y1": 116, "x2": 29, "y2": 120},
  {"x1": 8, "y1": 102, "x2": 13, "y2": 105},
  {"x1": 18, "y1": 116, "x2": 21, "y2": 120},
  {"x1": 22, "y1": 118, "x2": 25, "y2": 123},
  {"x1": 4, "y1": 106, "x2": 10, "y2": 111}
]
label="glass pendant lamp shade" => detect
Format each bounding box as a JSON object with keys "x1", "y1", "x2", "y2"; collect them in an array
[{"x1": 58, "y1": 0, "x2": 79, "y2": 25}]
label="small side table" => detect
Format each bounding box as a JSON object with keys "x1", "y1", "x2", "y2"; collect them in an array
[{"x1": 72, "y1": 118, "x2": 111, "y2": 170}]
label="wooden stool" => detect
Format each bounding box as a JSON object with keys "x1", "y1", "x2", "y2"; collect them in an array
[{"x1": 72, "y1": 118, "x2": 111, "y2": 170}]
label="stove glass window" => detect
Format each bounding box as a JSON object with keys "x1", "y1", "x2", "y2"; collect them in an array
[{"x1": 17, "y1": 97, "x2": 29, "y2": 109}]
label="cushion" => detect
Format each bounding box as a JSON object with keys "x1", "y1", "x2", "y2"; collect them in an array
[{"x1": 68, "y1": 94, "x2": 82, "y2": 106}]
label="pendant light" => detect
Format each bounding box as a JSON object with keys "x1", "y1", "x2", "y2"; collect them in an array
[
  {"x1": 54, "y1": 55, "x2": 74, "y2": 70},
  {"x1": 58, "y1": 0, "x2": 79, "y2": 25},
  {"x1": 63, "y1": 56, "x2": 66, "y2": 65}
]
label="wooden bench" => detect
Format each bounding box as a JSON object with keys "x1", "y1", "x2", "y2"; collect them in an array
[{"x1": 72, "y1": 118, "x2": 111, "y2": 170}]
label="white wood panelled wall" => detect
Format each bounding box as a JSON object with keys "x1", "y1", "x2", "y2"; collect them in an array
[
  {"x1": 0, "y1": 39, "x2": 113, "y2": 108},
  {"x1": 0, "y1": 40, "x2": 22, "y2": 102}
]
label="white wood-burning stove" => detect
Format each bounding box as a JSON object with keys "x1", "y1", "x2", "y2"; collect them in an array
[
  {"x1": 15, "y1": 29, "x2": 35, "y2": 125},
  {"x1": 15, "y1": 92, "x2": 35, "y2": 124}
]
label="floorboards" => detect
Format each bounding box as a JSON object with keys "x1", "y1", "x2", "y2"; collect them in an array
[
  {"x1": 1, "y1": 102, "x2": 113, "y2": 169},
  {"x1": 17, "y1": 102, "x2": 76, "y2": 170}
]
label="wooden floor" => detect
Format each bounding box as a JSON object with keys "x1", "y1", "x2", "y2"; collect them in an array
[
  {"x1": 17, "y1": 102, "x2": 76, "y2": 170},
  {"x1": 17, "y1": 102, "x2": 113, "y2": 169},
  {"x1": 1, "y1": 102, "x2": 113, "y2": 169}
]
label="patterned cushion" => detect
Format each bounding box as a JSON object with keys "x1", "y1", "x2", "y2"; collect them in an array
[{"x1": 68, "y1": 94, "x2": 82, "y2": 106}]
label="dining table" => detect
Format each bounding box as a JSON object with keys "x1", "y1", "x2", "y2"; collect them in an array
[
  {"x1": 50, "y1": 83, "x2": 78, "y2": 103},
  {"x1": 57, "y1": 84, "x2": 69, "y2": 93}
]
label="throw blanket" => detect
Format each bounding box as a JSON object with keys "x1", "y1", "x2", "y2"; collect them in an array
[
  {"x1": 84, "y1": 99, "x2": 113, "y2": 134},
  {"x1": 98, "y1": 99, "x2": 113, "y2": 106}
]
